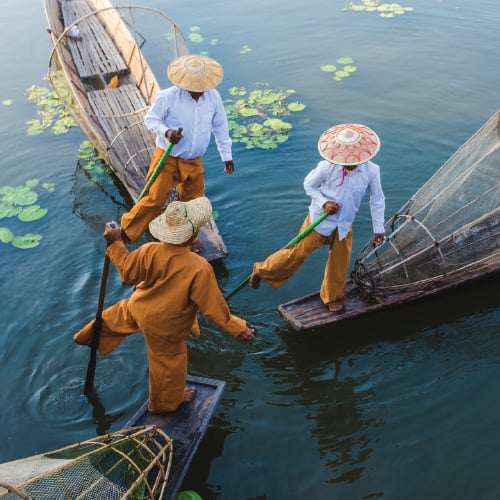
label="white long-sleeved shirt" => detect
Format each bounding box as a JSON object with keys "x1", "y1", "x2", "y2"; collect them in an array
[
  {"x1": 303, "y1": 160, "x2": 385, "y2": 240},
  {"x1": 144, "y1": 86, "x2": 232, "y2": 162}
]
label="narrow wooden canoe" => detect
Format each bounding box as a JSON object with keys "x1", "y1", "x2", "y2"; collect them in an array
[
  {"x1": 125, "y1": 375, "x2": 225, "y2": 499},
  {"x1": 279, "y1": 109, "x2": 500, "y2": 330},
  {"x1": 42, "y1": 0, "x2": 228, "y2": 260}
]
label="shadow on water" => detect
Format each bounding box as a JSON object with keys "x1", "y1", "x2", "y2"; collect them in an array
[
  {"x1": 280, "y1": 274, "x2": 500, "y2": 356},
  {"x1": 85, "y1": 389, "x2": 125, "y2": 436}
]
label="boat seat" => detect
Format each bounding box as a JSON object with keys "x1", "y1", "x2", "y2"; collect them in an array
[{"x1": 61, "y1": 0, "x2": 130, "y2": 80}]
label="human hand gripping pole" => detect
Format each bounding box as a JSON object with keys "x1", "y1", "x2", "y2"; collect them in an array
[
  {"x1": 224, "y1": 211, "x2": 329, "y2": 301},
  {"x1": 83, "y1": 129, "x2": 182, "y2": 397}
]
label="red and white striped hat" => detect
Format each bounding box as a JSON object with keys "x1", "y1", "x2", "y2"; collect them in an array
[{"x1": 317, "y1": 123, "x2": 380, "y2": 166}]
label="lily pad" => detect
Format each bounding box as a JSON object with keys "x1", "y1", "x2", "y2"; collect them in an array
[
  {"x1": 0, "y1": 204, "x2": 22, "y2": 218},
  {"x1": 239, "y1": 107, "x2": 259, "y2": 117},
  {"x1": 0, "y1": 227, "x2": 14, "y2": 243},
  {"x1": 320, "y1": 65, "x2": 337, "y2": 73},
  {"x1": 337, "y1": 57, "x2": 354, "y2": 65},
  {"x1": 2, "y1": 99, "x2": 13, "y2": 106},
  {"x1": 12, "y1": 233, "x2": 42, "y2": 249},
  {"x1": 18, "y1": 205, "x2": 48, "y2": 222},
  {"x1": 288, "y1": 102, "x2": 306, "y2": 112}
]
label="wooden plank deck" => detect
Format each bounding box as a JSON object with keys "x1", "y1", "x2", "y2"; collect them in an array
[
  {"x1": 124, "y1": 375, "x2": 225, "y2": 499},
  {"x1": 277, "y1": 270, "x2": 500, "y2": 331},
  {"x1": 46, "y1": 0, "x2": 229, "y2": 262},
  {"x1": 61, "y1": 0, "x2": 129, "y2": 80}
]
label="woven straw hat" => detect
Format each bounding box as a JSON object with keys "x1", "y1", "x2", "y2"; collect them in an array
[
  {"x1": 317, "y1": 123, "x2": 380, "y2": 166},
  {"x1": 167, "y1": 54, "x2": 223, "y2": 92},
  {"x1": 149, "y1": 197, "x2": 212, "y2": 244}
]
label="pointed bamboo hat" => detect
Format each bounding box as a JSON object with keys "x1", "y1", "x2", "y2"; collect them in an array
[
  {"x1": 167, "y1": 54, "x2": 223, "y2": 92},
  {"x1": 149, "y1": 197, "x2": 212, "y2": 244},
  {"x1": 317, "y1": 123, "x2": 380, "y2": 166}
]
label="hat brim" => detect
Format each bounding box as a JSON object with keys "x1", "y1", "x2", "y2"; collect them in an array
[
  {"x1": 318, "y1": 123, "x2": 380, "y2": 166},
  {"x1": 167, "y1": 55, "x2": 223, "y2": 92},
  {"x1": 149, "y1": 197, "x2": 213, "y2": 244}
]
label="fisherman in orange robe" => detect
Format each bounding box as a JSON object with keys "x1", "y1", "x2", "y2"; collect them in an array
[{"x1": 74, "y1": 197, "x2": 254, "y2": 413}]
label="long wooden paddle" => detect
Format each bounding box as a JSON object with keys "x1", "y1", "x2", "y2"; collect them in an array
[
  {"x1": 224, "y1": 211, "x2": 329, "y2": 300},
  {"x1": 83, "y1": 129, "x2": 182, "y2": 397}
]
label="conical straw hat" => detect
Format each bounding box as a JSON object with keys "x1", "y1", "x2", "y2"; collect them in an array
[
  {"x1": 317, "y1": 123, "x2": 380, "y2": 166},
  {"x1": 149, "y1": 197, "x2": 212, "y2": 244},
  {"x1": 167, "y1": 55, "x2": 223, "y2": 92}
]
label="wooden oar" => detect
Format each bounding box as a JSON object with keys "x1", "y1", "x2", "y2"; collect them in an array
[
  {"x1": 83, "y1": 129, "x2": 181, "y2": 397},
  {"x1": 225, "y1": 211, "x2": 329, "y2": 301}
]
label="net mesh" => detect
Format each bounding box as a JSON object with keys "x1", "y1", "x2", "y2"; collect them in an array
[
  {"x1": 0, "y1": 426, "x2": 173, "y2": 499},
  {"x1": 352, "y1": 109, "x2": 500, "y2": 297}
]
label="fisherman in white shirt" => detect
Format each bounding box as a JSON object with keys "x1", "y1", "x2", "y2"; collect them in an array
[
  {"x1": 250, "y1": 124, "x2": 385, "y2": 313},
  {"x1": 121, "y1": 54, "x2": 234, "y2": 248}
]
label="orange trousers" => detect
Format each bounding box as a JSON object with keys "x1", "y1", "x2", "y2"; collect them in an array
[
  {"x1": 74, "y1": 299, "x2": 191, "y2": 413},
  {"x1": 254, "y1": 215, "x2": 353, "y2": 305},
  {"x1": 121, "y1": 147, "x2": 205, "y2": 242}
]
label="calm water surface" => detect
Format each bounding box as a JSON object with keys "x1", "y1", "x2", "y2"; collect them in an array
[{"x1": 0, "y1": 0, "x2": 499, "y2": 498}]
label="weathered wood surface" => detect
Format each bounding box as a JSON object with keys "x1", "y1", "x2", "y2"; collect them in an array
[
  {"x1": 44, "y1": 0, "x2": 228, "y2": 261},
  {"x1": 125, "y1": 375, "x2": 225, "y2": 499},
  {"x1": 61, "y1": 0, "x2": 129, "y2": 80},
  {"x1": 278, "y1": 269, "x2": 500, "y2": 331}
]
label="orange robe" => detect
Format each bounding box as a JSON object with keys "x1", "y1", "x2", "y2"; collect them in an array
[{"x1": 74, "y1": 241, "x2": 246, "y2": 413}]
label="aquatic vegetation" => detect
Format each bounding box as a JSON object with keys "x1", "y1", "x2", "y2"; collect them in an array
[
  {"x1": 188, "y1": 26, "x2": 204, "y2": 43},
  {"x1": 224, "y1": 84, "x2": 306, "y2": 149},
  {"x1": 26, "y1": 77, "x2": 77, "y2": 135},
  {"x1": 321, "y1": 57, "x2": 358, "y2": 81},
  {"x1": 240, "y1": 44, "x2": 252, "y2": 54},
  {"x1": 0, "y1": 179, "x2": 54, "y2": 249},
  {"x1": 343, "y1": 1, "x2": 414, "y2": 17},
  {"x1": 78, "y1": 141, "x2": 112, "y2": 186},
  {"x1": 2, "y1": 99, "x2": 13, "y2": 106}
]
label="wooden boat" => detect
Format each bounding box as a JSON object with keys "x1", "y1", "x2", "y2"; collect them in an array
[
  {"x1": 43, "y1": 0, "x2": 228, "y2": 261},
  {"x1": 0, "y1": 375, "x2": 224, "y2": 499},
  {"x1": 124, "y1": 375, "x2": 225, "y2": 499},
  {"x1": 279, "y1": 109, "x2": 500, "y2": 330}
]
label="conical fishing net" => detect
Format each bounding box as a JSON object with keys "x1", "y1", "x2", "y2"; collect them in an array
[
  {"x1": 0, "y1": 426, "x2": 173, "y2": 499},
  {"x1": 352, "y1": 109, "x2": 500, "y2": 297}
]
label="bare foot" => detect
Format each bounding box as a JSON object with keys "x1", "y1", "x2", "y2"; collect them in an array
[
  {"x1": 328, "y1": 302, "x2": 344, "y2": 313},
  {"x1": 183, "y1": 386, "x2": 196, "y2": 403},
  {"x1": 249, "y1": 265, "x2": 261, "y2": 289},
  {"x1": 191, "y1": 239, "x2": 204, "y2": 253}
]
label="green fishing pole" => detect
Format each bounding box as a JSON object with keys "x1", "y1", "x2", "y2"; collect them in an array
[{"x1": 225, "y1": 211, "x2": 329, "y2": 301}]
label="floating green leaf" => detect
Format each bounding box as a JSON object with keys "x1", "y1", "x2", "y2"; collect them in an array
[
  {"x1": 0, "y1": 227, "x2": 14, "y2": 243},
  {"x1": 288, "y1": 102, "x2": 306, "y2": 112},
  {"x1": 18, "y1": 205, "x2": 48, "y2": 222},
  {"x1": 345, "y1": 1, "x2": 414, "y2": 17},
  {"x1": 12, "y1": 233, "x2": 42, "y2": 249},
  {"x1": 212, "y1": 210, "x2": 219, "y2": 221},
  {"x1": 188, "y1": 33, "x2": 204, "y2": 43},
  {"x1": 26, "y1": 77, "x2": 77, "y2": 135},
  {"x1": 224, "y1": 83, "x2": 305, "y2": 149},
  {"x1": 239, "y1": 107, "x2": 259, "y2": 117},
  {"x1": 336, "y1": 57, "x2": 354, "y2": 65},
  {"x1": 240, "y1": 45, "x2": 252, "y2": 54},
  {"x1": 0, "y1": 204, "x2": 22, "y2": 218},
  {"x1": 2, "y1": 99, "x2": 13, "y2": 106},
  {"x1": 320, "y1": 65, "x2": 337, "y2": 73}
]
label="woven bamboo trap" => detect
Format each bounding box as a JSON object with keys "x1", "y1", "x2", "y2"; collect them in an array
[
  {"x1": 0, "y1": 425, "x2": 173, "y2": 499},
  {"x1": 352, "y1": 109, "x2": 500, "y2": 298}
]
